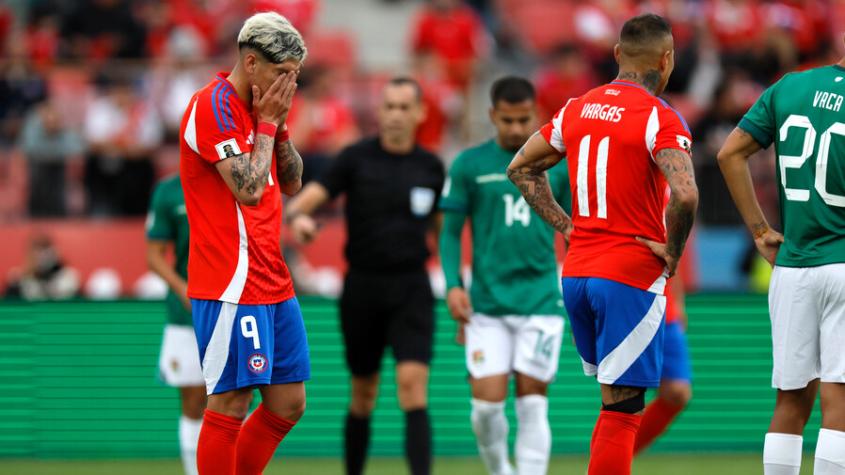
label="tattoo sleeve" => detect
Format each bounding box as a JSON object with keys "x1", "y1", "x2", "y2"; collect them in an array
[
  {"x1": 229, "y1": 133, "x2": 274, "y2": 196},
  {"x1": 655, "y1": 148, "x2": 698, "y2": 258},
  {"x1": 275, "y1": 139, "x2": 303, "y2": 186},
  {"x1": 507, "y1": 145, "x2": 572, "y2": 235}
]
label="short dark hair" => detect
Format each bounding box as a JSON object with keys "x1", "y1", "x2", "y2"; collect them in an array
[
  {"x1": 490, "y1": 76, "x2": 535, "y2": 105},
  {"x1": 387, "y1": 76, "x2": 423, "y2": 102},
  {"x1": 619, "y1": 14, "x2": 672, "y2": 46}
]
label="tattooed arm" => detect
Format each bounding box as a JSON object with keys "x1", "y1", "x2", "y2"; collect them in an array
[
  {"x1": 656, "y1": 148, "x2": 698, "y2": 263},
  {"x1": 215, "y1": 132, "x2": 275, "y2": 206},
  {"x1": 506, "y1": 131, "x2": 572, "y2": 236},
  {"x1": 275, "y1": 138, "x2": 303, "y2": 196},
  {"x1": 637, "y1": 147, "x2": 698, "y2": 276},
  {"x1": 717, "y1": 127, "x2": 783, "y2": 265}
]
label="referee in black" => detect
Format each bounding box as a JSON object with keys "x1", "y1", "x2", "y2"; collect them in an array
[{"x1": 285, "y1": 77, "x2": 444, "y2": 475}]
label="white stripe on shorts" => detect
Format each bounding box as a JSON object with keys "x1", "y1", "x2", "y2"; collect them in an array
[
  {"x1": 597, "y1": 294, "x2": 666, "y2": 384},
  {"x1": 201, "y1": 302, "x2": 238, "y2": 395}
]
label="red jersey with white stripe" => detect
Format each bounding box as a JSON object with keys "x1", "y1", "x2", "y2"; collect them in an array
[
  {"x1": 541, "y1": 80, "x2": 692, "y2": 292},
  {"x1": 179, "y1": 72, "x2": 294, "y2": 304}
]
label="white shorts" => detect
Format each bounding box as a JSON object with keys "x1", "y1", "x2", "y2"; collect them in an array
[
  {"x1": 769, "y1": 264, "x2": 845, "y2": 390},
  {"x1": 465, "y1": 314, "x2": 564, "y2": 383},
  {"x1": 159, "y1": 324, "x2": 205, "y2": 387}
]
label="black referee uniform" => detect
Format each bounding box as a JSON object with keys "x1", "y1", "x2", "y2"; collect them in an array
[{"x1": 316, "y1": 137, "x2": 445, "y2": 375}]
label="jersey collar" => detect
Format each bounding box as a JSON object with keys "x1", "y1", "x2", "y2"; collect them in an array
[{"x1": 609, "y1": 79, "x2": 652, "y2": 95}]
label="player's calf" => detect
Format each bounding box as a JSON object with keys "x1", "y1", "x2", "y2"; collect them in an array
[
  {"x1": 815, "y1": 383, "x2": 845, "y2": 474},
  {"x1": 588, "y1": 385, "x2": 645, "y2": 475},
  {"x1": 770, "y1": 382, "x2": 819, "y2": 434},
  {"x1": 469, "y1": 375, "x2": 513, "y2": 475},
  {"x1": 634, "y1": 381, "x2": 691, "y2": 455},
  {"x1": 396, "y1": 362, "x2": 432, "y2": 475},
  {"x1": 764, "y1": 382, "x2": 819, "y2": 475}
]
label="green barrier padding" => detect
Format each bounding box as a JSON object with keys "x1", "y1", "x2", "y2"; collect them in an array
[{"x1": 0, "y1": 295, "x2": 820, "y2": 458}]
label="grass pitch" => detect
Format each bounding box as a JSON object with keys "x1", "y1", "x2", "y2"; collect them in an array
[{"x1": 0, "y1": 454, "x2": 816, "y2": 474}]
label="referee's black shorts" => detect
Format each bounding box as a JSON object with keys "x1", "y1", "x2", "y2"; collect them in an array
[{"x1": 339, "y1": 268, "x2": 434, "y2": 376}]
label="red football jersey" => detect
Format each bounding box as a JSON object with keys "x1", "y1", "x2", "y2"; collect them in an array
[
  {"x1": 179, "y1": 72, "x2": 294, "y2": 305},
  {"x1": 541, "y1": 80, "x2": 692, "y2": 293}
]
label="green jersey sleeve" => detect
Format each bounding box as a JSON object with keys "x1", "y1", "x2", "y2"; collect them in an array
[
  {"x1": 146, "y1": 182, "x2": 174, "y2": 241},
  {"x1": 738, "y1": 78, "x2": 784, "y2": 148},
  {"x1": 439, "y1": 153, "x2": 472, "y2": 213}
]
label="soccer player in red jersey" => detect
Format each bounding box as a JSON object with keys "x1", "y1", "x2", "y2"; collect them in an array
[
  {"x1": 508, "y1": 14, "x2": 698, "y2": 475},
  {"x1": 179, "y1": 12, "x2": 308, "y2": 475}
]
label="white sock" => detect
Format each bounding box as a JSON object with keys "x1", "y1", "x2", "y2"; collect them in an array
[
  {"x1": 764, "y1": 432, "x2": 803, "y2": 475},
  {"x1": 515, "y1": 395, "x2": 551, "y2": 475},
  {"x1": 471, "y1": 398, "x2": 514, "y2": 475},
  {"x1": 179, "y1": 415, "x2": 202, "y2": 475},
  {"x1": 815, "y1": 428, "x2": 845, "y2": 474}
]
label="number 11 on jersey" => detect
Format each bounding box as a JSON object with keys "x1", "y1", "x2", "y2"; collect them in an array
[{"x1": 576, "y1": 135, "x2": 609, "y2": 219}]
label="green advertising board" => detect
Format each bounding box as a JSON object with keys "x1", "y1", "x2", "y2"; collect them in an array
[{"x1": 0, "y1": 295, "x2": 821, "y2": 458}]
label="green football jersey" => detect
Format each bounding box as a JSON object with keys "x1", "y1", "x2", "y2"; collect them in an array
[
  {"x1": 146, "y1": 175, "x2": 192, "y2": 326},
  {"x1": 739, "y1": 65, "x2": 845, "y2": 267},
  {"x1": 440, "y1": 139, "x2": 570, "y2": 317}
]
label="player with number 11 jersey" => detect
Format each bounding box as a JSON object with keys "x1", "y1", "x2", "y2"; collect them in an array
[{"x1": 508, "y1": 14, "x2": 698, "y2": 474}]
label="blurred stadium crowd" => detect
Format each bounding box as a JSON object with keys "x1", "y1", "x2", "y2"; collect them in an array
[{"x1": 1, "y1": 0, "x2": 843, "y2": 298}]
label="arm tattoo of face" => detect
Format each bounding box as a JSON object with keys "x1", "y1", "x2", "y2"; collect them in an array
[
  {"x1": 655, "y1": 148, "x2": 697, "y2": 258},
  {"x1": 275, "y1": 140, "x2": 303, "y2": 185},
  {"x1": 507, "y1": 147, "x2": 572, "y2": 235},
  {"x1": 229, "y1": 133, "x2": 273, "y2": 195}
]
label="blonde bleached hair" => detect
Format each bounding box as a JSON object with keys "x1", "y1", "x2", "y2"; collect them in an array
[{"x1": 237, "y1": 12, "x2": 307, "y2": 64}]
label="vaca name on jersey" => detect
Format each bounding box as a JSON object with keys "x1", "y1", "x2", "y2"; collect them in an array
[{"x1": 813, "y1": 90, "x2": 844, "y2": 112}]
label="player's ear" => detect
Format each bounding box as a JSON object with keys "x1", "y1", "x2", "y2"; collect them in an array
[
  {"x1": 660, "y1": 49, "x2": 672, "y2": 72},
  {"x1": 488, "y1": 105, "x2": 497, "y2": 123},
  {"x1": 613, "y1": 43, "x2": 622, "y2": 63},
  {"x1": 243, "y1": 51, "x2": 258, "y2": 74}
]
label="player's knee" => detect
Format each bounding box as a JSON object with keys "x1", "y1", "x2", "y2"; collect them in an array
[
  {"x1": 210, "y1": 395, "x2": 252, "y2": 420},
  {"x1": 659, "y1": 382, "x2": 692, "y2": 407},
  {"x1": 285, "y1": 396, "x2": 306, "y2": 422},
  {"x1": 775, "y1": 387, "x2": 817, "y2": 421},
  {"x1": 350, "y1": 378, "x2": 379, "y2": 416},
  {"x1": 515, "y1": 374, "x2": 549, "y2": 398},
  {"x1": 396, "y1": 379, "x2": 428, "y2": 410},
  {"x1": 602, "y1": 389, "x2": 646, "y2": 414}
]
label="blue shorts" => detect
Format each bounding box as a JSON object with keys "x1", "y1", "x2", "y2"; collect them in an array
[
  {"x1": 562, "y1": 277, "x2": 666, "y2": 388},
  {"x1": 192, "y1": 297, "x2": 310, "y2": 395},
  {"x1": 662, "y1": 321, "x2": 692, "y2": 382}
]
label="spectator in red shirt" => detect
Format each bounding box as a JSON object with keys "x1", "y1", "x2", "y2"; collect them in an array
[
  {"x1": 534, "y1": 43, "x2": 597, "y2": 123},
  {"x1": 704, "y1": 0, "x2": 764, "y2": 53},
  {"x1": 412, "y1": 50, "x2": 463, "y2": 154},
  {"x1": 250, "y1": 0, "x2": 320, "y2": 36},
  {"x1": 764, "y1": 0, "x2": 828, "y2": 60},
  {"x1": 410, "y1": 0, "x2": 488, "y2": 91}
]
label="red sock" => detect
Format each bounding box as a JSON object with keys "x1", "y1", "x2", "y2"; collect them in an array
[
  {"x1": 198, "y1": 409, "x2": 243, "y2": 475},
  {"x1": 588, "y1": 410, "x2": 641, "y2": 475},
  {"x1": 634, "y1": 397, "x2": 685, "y2": 455},
  {"x1": 590, "y1": 413, "x2": 603, "y2": 454},
  {"x1": 235, "y1": 404, "x2": 296, "y2": 475}
]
